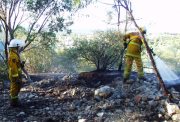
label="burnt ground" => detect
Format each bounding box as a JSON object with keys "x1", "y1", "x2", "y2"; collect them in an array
[
  {"x1": 22, "y1": 70, "x2": 180, "y2": 92},
  {"x1": 0, "y1": 71, "x2": 180, "y2": 122}
]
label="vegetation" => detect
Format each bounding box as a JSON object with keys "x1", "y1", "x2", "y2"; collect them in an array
[
  {"x1": 0, "y1": 0, "x2": 179, "y2": 75},
  {"x1": 0, "y1": 0, "x2": 93, "y2": 60},
  {"x1": 62, "y1": 30, "x2": 124, "y2": 71},
  {"x1": 149, "y1": 33, "x2": 180, "y2": 74},
  {"x1": 1, "y1": 30, "x2": 180, "y2": 74}
]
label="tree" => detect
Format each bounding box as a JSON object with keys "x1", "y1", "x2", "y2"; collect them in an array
[{"x1": 0, "y1": 0, "x2": 93, "y2": 61}]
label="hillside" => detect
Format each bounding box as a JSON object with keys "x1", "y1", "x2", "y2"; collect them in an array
[{"x1": 0, "y1": 72, "x2": 180, "y2": 122}]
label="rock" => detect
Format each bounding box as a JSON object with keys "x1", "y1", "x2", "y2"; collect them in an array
[
  {"x1": 148, "y1": 100, "x2": 158, "y2": 108},
  {"x1": 68, "y1": 104, "x2": 76, "y2": 111},
  {"x1": 125, "y1": 108, "x2": 133, "y2": 113},
  {"x1": 78, "y1": 119, "x2": 87, "y2": 122},
  {"x1": 29, "y1": 94, "x2": 35, "y2": 99},
  {"x1": 85, "y1": 106, "x2": 91, "y2": 111},
  {"x1": 3, "y1": 118, "x2": 7, "y2": 121},
  {"x1": 172, "y1": 113, "x2": 180, "y2": 121},
  {"x1": 62, "y1": 75, "x2": 72, "y2": 81},
  {"x1": 45, "y1": 107, "x2": 50, "y2": 110},
  {"x1": 71, "y1": 88, "x2": 76, "y2": 96},
  {"x1": 110, "y1": 88, "x2": 126, "y2": 99},
  {"x1": 97, "y1": 112, "x2": 104, "y2": 117},
  {"x1": 17, "y1": 112, "x2": 25, "y2": 117},
  {"x1": 164, "y1": 114, "x2": 171, "y2": 120},
  {"x1": 165, "y1": 101, "x2": 180, "y2": 116},
  {"x1": 158, "y1": 107, "x2": 166, "y2": 114},
  {"x1": 94, "y1": 86, "x2": 113, "y2": 98}
]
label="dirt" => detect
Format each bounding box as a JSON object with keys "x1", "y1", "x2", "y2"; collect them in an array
[{"x1": 0, "y1": 71, "x2": 179, "y2": 122}]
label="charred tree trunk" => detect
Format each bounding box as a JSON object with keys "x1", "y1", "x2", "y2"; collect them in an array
[
  {"x1": 118, "y1": 48, "x2": 125, "y2": 71},
  {"x1": 117, "y1": 4, "x2": 128, "y2": 71}
]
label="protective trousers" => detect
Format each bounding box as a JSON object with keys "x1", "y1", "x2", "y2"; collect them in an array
[
  {"x1": 123, "y1": 55, "x2": 144, "y2": 79},
  {"x1": 10, "y1": 77, "x2": 22, "y2": 103}
]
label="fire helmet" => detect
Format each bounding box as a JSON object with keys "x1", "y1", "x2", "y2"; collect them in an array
[
  {"x1": 139, "y1": 27, "x2": 146, "y2": 34},
  {"x1": 8, "y1": 39, "x2": 25, "y2": 48}
]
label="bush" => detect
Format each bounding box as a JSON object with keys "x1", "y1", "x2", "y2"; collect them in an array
[
  {"x1": 65, "y1": 30, "x2": 124, "y2": 71},
  {"x1": 23, "y1": 47, "x2": 57, "y2": 73}
]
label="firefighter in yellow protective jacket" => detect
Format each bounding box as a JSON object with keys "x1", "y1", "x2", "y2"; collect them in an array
[
  {"x1": 8, "y1": 39, "x2": 24, "y2": 107},
  {"x1": 123, "y1": 28, "x2": 146, "y2": 83}
]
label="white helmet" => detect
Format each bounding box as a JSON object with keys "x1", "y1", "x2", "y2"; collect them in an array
[{"x1": 8, "y1": 39, "x2": 25, "y2": 48}]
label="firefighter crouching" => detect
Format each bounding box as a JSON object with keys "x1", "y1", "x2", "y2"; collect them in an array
[
  {"x1": 123, "y1": 27, "x2": 147, "y2": 83},
  {"x1": 8, "y1": 39, "x2": 24, "y2": 107}
]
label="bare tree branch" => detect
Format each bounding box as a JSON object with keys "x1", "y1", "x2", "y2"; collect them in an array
[
  {"x1": 12, "y1": 0, "x2": 23, "y2": 30},
  {"x1": 114, "y1": 0, "x2": 121, "y2": 31},
  {"x1": 38, "y1": 14, "x2": 51, "y2": 32},
  {"x1": 16, "y1": 16, "x2": 31, "y2": 27},
  {"x1": 23, "y1": 41, "x2": 52, "y2": 53},
  {"x1": 0, "y1": 20, "x2": 5, "y2": 31},
  {"x1": 24, "y1": 0, "x2": 54, "y2": 44}
]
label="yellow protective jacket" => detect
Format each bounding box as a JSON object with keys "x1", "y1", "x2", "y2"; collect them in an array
[
  {"x1": 124, "y1": 32, "x2": 143, "y2": 58},
  {"x1": 8, "y1": 49, "x2": 22, "y2": 80}
]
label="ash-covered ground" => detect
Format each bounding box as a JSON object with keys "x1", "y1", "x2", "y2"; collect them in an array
[{"x1": 0, "y1": 72, "x2": 180, "y2": 122}]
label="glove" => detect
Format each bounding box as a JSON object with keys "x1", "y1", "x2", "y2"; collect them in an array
[
  {"x1": 123, "y1": 43, "x2": 127, "y2": 49},
  {"x1": 150, "y1": 48, "x2": 156, "y2": 56}
]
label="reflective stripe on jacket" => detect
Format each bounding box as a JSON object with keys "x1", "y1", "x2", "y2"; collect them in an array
[{"x1": 124, "y1": 32, "x2": 143, "y2": 58}]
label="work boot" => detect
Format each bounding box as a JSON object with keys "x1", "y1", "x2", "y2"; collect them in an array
[
  {"x1": 137, "y1": 77, "x2": 147, "y2": 82},
  {"x1": 123, "y1": 78, "x2": 133, "y2": 84},
  {"x1": 10, "y1": 99, "x2": 21, "y2": 107},
  {"x1": 123, "y1": 78, "x2": 128, "y2": 83}
]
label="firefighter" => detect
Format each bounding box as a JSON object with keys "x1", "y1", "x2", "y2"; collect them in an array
[
  {"x1": 8, "y1": 39, "x2": 24, "y2": 107},
  {"x1": 123, "y1": 27, "x2": 147, "y2": 83}
]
